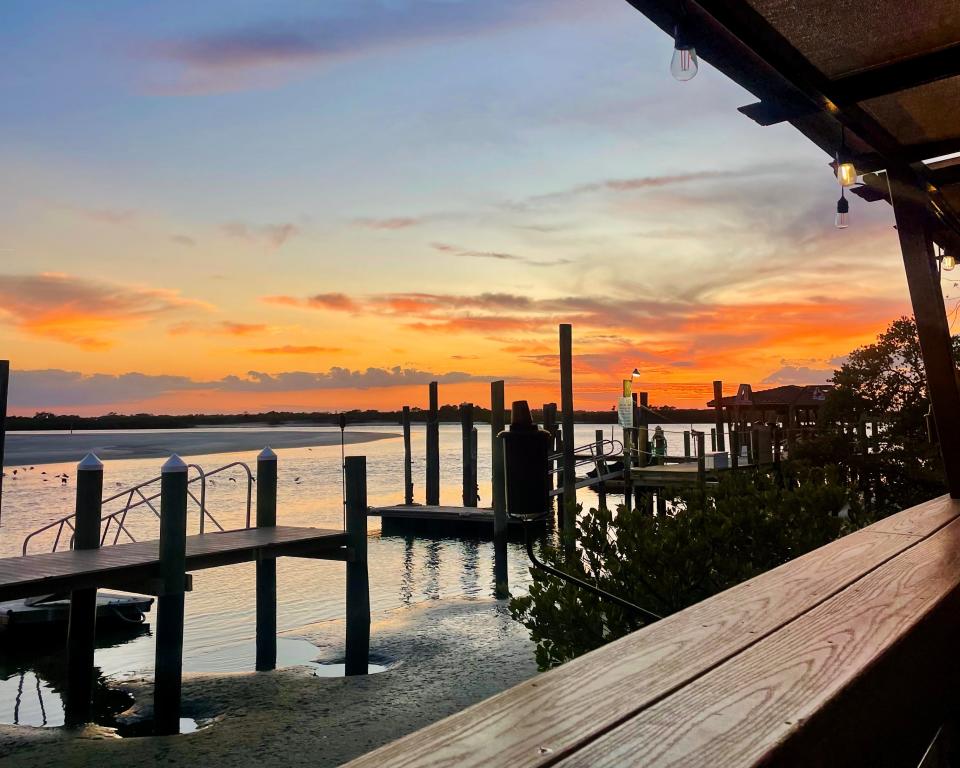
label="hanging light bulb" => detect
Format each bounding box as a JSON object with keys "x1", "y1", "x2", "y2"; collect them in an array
[
  {"x1": 835, "y1": 191, "x2": 849, "y2": 229},
  {"x1": 671, "y1": 21, "x2": 698, "y2": 81},
  {"x1": 835, "y1": 127, "x2": 857, "y2": 187},
  {"x1": 943, "y1": 252, "x2": 956, "y2": 271}
]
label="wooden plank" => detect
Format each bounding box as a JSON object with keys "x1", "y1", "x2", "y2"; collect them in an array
[
  {"x1": 556, "y1": 514, "x2": 960, "y2": 767},
  {"x1": 342, "y1": 496, "x2": 960, "y2": 768}
]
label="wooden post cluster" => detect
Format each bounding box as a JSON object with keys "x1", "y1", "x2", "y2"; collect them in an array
[
  {"x1": 402, "y1": 406, "x2": 414, "y2": 505},
  {"x1": 491, "y1": 381, "x2": 508, "y2": 597},
  {"x1": 344, "y1": 456, "x2": 371, "y2": 676},
  {"x1": 426, "y1": 382, "x2": 440, "y2": 505},
  {"x1": 461, "y1": 403, "x2": 477, "y2": 507},
  {"x1": 559, "y1": 324, "x2": 576, "y2": 539},
  {"x1": 154, "y1": 454, "x2": 189, "y2": 735},
  {"x1": 64, "y1": 453, "x2": 103, "y2": 727},
  {"x1": 255, "y1": 447, "x2": 278, "y2": 672}
]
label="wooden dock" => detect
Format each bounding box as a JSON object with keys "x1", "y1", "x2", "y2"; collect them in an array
[
  {"x1": 370, "y1": 504, "x2": 539, "y2": 538},
  {"x1": 0, "y1": 526, "x2": 348, "y2": 603}
]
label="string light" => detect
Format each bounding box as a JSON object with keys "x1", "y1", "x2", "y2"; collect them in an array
[
  {"x1": 835, "y1": 190, "x2": 849, "y2": 229},
  {"x1": 943, "y1": 247, "x2": 956, "y2": 271},
  {"x1": 671, "y1": 20, "x2": 698, "y2": 81},
  {"x1": 835, "y1": 127, "x2": 857, "y2": 187}
]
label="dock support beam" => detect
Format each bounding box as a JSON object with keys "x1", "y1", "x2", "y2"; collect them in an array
[
  {"x1": 154, "y1": 454, "x2": 188, "y2": 736},
  {"x1": 491, "y1": 381, "x2": 508, "y2": 597},
  {"x1": 461, "y1": 403, "x2": 477, "y2": 507},
  {"x1": 65, "y1": 453, "x2": 103, "y2": 727},
  {"x1": 426, "y1": 382, "x2": 440, "y2": 505},
  {"x1": 891, "y1": 172, "x2": 960, "y2": 497},
  {"x1": 345, "y1": 456, "x2": 370, "y2": 675},
  {"x1": 402, "y1": 406, "x2": 414, "y2": 505},
  {"x1": 256, "y1": 447, "x2": 278, "y2": 672},
  {"x1": 559, "y1": 324, "x2": 576, "y2": 540}
]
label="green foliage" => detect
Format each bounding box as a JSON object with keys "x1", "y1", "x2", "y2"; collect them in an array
[{"x1": 510, "y1": 468, "x2": 860, "y2": 669}]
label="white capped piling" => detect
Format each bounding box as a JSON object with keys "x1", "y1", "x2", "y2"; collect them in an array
[
  {"x1": 345, "y1": 456, "x2": 370, "y2": 675},
  {"x1": 256, "y1": 446, "x2": 278, "y2": 672},
  {"x1": 154, "y1": 454, "x2": 188, "y2": 736},
  {"x1": 65, "y1": 452, "x2": 103, "y2": 727},
  {"x1": 491, "y1": 381, "x2": 508, "y2": 597}
]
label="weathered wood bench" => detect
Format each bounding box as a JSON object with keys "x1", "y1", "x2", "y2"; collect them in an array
[{"x1": 345, "y1": 494, "x2": 960, "y2": 767}]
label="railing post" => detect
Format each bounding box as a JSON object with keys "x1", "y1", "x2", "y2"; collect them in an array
[
  {"x1": 426, "y1": 382, "x2": 440, "y2": 505},
  {"x1": 491, "y1": 381, "x2": 508, "y2": 597},
  {"x1": 345, "y1": 456, "x2": 370, "y2": 676},
  {"x1": 255, "y1": 446, "x2": 278, "y2": 672},
  {"x1": 154, "y1": 454, "x2": 188, "y2": 736},
  {"x1": 402, "y1": 406, "x2": 414, "y2": 505},
  {"x1": 64, "y1": 453, "x2": 103, "y2": 727}
]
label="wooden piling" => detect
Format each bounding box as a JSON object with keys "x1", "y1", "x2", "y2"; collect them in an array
[
  {"x1": 0, "y1": 360, "x2": 7, "y2": 521},
  {"x1": 635, "y1": 392, "x2": 648, "y2": 512},
  {"x1": 696, "y1": 432, "x2": 707, "y2": 500},
  {"x1": 491, "y1": 381, "x2": 508, "y2": 597},
  {"x1": 155, "y1": 454, "x2": 189, "y2": 736},
  {"x1": 559, "y1": 324, "x2": 576, "y2": 539},
  {"x1": 426, "y1": 382, "x2": 440, "y2": 505},
  {"x1": 683, "y1": 431, "x2": 691, "y2": 458},
  {"x1": 595, "y1": 429, "x2": 607, "y2": 510},
  {"x1": 255, "y1": 447, "x2": 278, "y2": 672},
  {"x1": 402, "y1": 406, "x2": 414, "y2": 505},
  {"x1": 65, "y1": 453, "x2": 103, "y2": 727},
  {"x1": 461, "y1": 403, "x2": 477, "y2": 507},
  {"x1": 542, "y1": 403, "x2": 557, "y2": 495},
  {"x1": 345, "y1": 456, "x2": 370, "y2": 676},
  {"x1": 710, "y1": 428, "x2": 717, "y2": 452},
  {"x1": 730, "y1": 429, "x2": 740, "y2": 469},
  {"x1": 713, "y1": 380, "x2": 726, "y2": 453}
]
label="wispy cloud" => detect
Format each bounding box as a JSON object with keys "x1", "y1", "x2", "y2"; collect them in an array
[
  {"x1": 0, "y1": 273, "x2": 209, "y2": 348},
  {"x1": 263, "y1": 292, "x2": 358, "y2": 311},
  {"x1": 168, "y1": 320, "x2": 267, "y2": 337},
  {"x1": 354, "y1": 217, "x2": 421, "y2": 230},
  {"x1": 171, "y1": 234, "x2": 196, "y2": 246},
  {"x1": 223, "y1": 221, "x2": 300, "y2": 248},
  {"x1": 250, "y1": 345, "x2": 343, "y2": 355}
]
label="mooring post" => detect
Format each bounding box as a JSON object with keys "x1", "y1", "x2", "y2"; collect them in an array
[
  {"x1": 402, "y1": 406, "x2": 414, "y2": 505},
  {"x1": 154, "y1": 454, "x2": 189, "y2": 736},
  {"x1": 730, "y1": 428, "x2": 740, "y2": 469},
  {"x1": 713, "y1": 380, "x2": 726, "y2": 453},
  {"x1": 696, "y1": 431, "x2": 707, "y2": 500},
  {"x1": 0, "y1": 360, "x2": 7, "y2": 524},
  {"x1": 595, "y1": 429, "x2": 607, "y2": 510},
  {"x1": 710, "y1": 427, "x2": 717, "y2": 452},
  {"x1": 255, "y1": 447, "x2": 278, "y2": 672},
  {"x1": 559, "y1": 324, "x2": 576, "y2": 542},
  {"x1": 64, "y1": 453, "x2": 103, "y2": 727},
  {"x1": 345, "y1": 456, "x2": 370, "y2": 676},
  {"x1": 542, "y1": 403, "x2": 557, "y2": 496},
  {"x1": 491, "y1": 381, "x2": 508, "y2": 597},
  {"x1": 461, "y1": 403, "x2": 477, "y2": 507},
  {"x1": 683, "y1": 431, "x2": 691, "y2": 458},
  {"x1": 426, "y1": 382, "x2": 440, "y2": 505}
]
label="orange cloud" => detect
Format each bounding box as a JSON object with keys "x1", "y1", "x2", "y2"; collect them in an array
[
  {"x1": 168, "y1": 320, "x2": 267, "y2": 336},
  {"x1": 249, "y1": 345, "x2": 343, "y2": 355}
]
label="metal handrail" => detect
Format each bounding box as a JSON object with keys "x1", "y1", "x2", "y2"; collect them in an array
[
  {"x1": 22, "y1": 460, "x2": 254, "y2": 555},
  {"x1": 548, "y1": 438, "x2": 623, "y2": 475}
]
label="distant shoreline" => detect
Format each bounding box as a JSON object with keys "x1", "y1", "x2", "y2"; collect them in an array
[{"x1": 3, "y1": 429, "x2": 398, "y2": 467}]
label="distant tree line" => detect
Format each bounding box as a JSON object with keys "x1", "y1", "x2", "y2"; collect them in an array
[{"x1": 6, "y1": 405, "x2": 716, "y2": 431}]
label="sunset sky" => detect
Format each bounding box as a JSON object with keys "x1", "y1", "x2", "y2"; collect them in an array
[{"x1": 0, "y1": 0, "x2": 917, "y2": 415}]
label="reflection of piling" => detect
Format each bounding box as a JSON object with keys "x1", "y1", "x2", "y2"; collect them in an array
[
  {"x1": 345, "y1": 456, "x2": 370, "y2": 676},
  {"x1": 255, "y1": 447, "x2": 278, "y2": 672},
  {"x1": 559, "y1": 324, "x2": 576, "y2": 538},
  {"x1": 65, "y1": 453, "x2": 103, "y2": 727},
  {"x1": 402, "y1": 407, "x2": 414, "y2": 505},
  {"x1": 426, "y1": 383, "x2": 440, "y2": 505},
  {"x1": 491, "y1": 381, "x2": 508, "y2": 597},
  {"x1": 461, "y1": 403, "x2": 477, "y2": 507},
  {"x1": 155, "y1": 454, "x2": 189, "y2": 736}
]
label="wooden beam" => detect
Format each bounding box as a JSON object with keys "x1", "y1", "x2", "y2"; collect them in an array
[
  {"x1": 891, "y1": 167, "x2": 960, "y2": 497},
  {"x1": 738, "y1": 97, "x2": 817, "y2": 126},
  {"x1": 829, "y1": 43, "x2": 960, "y2": 104}
]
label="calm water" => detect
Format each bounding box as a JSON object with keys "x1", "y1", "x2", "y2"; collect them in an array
[{"x1": 0, "y1": 421, "x2": 708, "y2": 726}]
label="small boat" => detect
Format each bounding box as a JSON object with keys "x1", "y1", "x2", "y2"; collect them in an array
[{"x1": 0, "y1": 593, "x2": 153, "y2": 633}]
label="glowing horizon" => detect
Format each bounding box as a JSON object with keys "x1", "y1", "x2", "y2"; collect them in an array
[{"x1": 0, "y1": 1, "x2": 915, "y2": 417}]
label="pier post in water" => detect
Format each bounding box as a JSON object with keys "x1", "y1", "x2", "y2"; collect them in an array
[
  {"x1": 402, "y1": 406, "x2": 414, "y2": 505},
  {"x1": 713, "y1": 380, "x2": 726, "y2": 453},
  {"x1": 426, "y1": 382, "x2": 440, "y2": 505},
  {"x1": 345, "y1": 456, "x2": 370, "y2": 675},
  {"x1": 255, "y1": 447, "x2": 278, "y2": 672},
  {"x1": 461, "y1": 403, "x2": 477, "y2": 507},
  {"x1": 154, "y1": 454, "x2": 189, "y2": 736},
  {"x1": 65, "y1": 453, "x2": 103, "y2": 727},
  {"x1": 491, "y1": 381, "x2": 508, "y2": 597},
  {"x1": 559, "y1": 324, "x2": 576, "y2": 539}
]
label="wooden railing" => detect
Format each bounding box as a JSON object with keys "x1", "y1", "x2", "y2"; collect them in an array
[{"x1": 345, "y1": 494, "x2": 960, "y2": 767}]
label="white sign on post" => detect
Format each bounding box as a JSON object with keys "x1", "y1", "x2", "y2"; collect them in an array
[{"x1": 617, "y1": 397, "x2": 634, "y2": 428}]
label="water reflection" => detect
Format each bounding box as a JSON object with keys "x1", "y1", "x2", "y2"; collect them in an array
[
  {"x1": 460, "y1": 539, "x2": 480, "y2": 597},
  {"x1": 399, "y1": 535, "x2": 415, "y2": 606}
]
